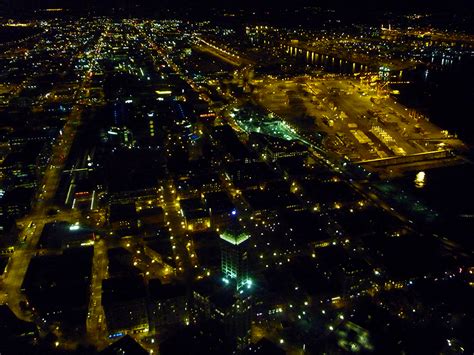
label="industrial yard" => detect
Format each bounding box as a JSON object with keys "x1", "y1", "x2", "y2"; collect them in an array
[{"x1": 253, "y1": 75, "x2": 466, "y2": 174}]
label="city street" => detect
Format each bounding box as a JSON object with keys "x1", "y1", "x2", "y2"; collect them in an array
[{"x1": 0, "y1": 25, "x2": 109, "y2": 322}]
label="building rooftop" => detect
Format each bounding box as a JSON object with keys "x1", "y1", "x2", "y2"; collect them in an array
[
  {"x1": 109, "y1": 203, "x2": 137, "y2": 223},
  {"x1": 100, "y1": 334, "x2": 148, "y2": 355},
  {"x1": 102, "y1": 276, "x2": 147, "y2": 306},
  {"x1": 220, "y1": 218, "x2": 250, "y2": 246},
  {"x1": 148, "y1": 279, "x2": 186, "y2": 301},
  {"x1": 37, "y1": 221, "x2": 94, "y2": 249}
]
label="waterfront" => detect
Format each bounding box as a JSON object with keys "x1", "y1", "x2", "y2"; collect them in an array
[
  {"x1": 396, "y1": 55, "x2": 474, "y2": 145},
  {"x1": 393, "y1": 163, "x2": 474, "y2": 250},
  {"x1": 391, "y1": 55, "x2": 474, "y2": 250},
  {"x1": 295, "y1": 51, "x2": 474, "y2": 251}
]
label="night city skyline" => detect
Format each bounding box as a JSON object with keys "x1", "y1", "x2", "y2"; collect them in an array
[{"x1": 0, "y1": 2, "x2": 473, "y2": 355}]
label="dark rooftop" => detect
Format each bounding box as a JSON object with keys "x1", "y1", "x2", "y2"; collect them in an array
[
  {"x1": 100, "y1": 334, "x2": 148, "y2": 355},
  {"x1": 102, "y1": 276, "x2": 147, "y2": 306}
]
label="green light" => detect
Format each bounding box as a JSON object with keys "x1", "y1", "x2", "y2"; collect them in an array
[
  {"x1": 69, "y1": 222, "x2": 80, "y2": 231},
  {"x1": 220, "y1": 231, "x2": 250, "y2": 245}
]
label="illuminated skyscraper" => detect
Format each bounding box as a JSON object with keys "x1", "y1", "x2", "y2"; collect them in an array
[{"x1": 220, "y1": 220, "x2": 251, "y2": 290}]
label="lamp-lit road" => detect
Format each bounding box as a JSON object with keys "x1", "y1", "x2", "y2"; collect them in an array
[
  {"x1": 86, "y1": 239, "x2": 109, "y2": 349},
  {"x1": 161, "y1": 179, "x2": 195, "y2": 277},
  {"x1": 0, "y1": 25, "x2": 109, "y2": 323}
]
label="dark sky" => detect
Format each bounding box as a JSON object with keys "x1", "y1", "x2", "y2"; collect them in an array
[{"x1": 2, "y1": 0, "x2": 473, "y2": 15}]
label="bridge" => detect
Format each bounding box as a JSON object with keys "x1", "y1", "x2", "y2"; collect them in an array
[
  {"x1": 355, "y1": 149, "x2": 455, "y2": 168},
  {"x1": 193, "y1": 36, "x2": 252, "y2": 67}
]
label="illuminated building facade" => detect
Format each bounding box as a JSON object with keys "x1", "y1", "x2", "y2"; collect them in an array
[{"x1": 220, "y1": 221, "x2": 251, "y2": 290}]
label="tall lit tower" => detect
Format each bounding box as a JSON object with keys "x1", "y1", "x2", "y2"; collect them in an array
[
  {"x1": 191, "y1": 217, "x2": 253, "y2": 349},
  {"x1": 219, "y1": 219, "x2": 251, "y2": 290},
  {"x1": 219, "y1": 218, "x2": 253, "y2": 349}
]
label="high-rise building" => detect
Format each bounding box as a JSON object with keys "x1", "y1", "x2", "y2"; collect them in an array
[
  {"x1": 221, "y1": 293, "x2": 252, "y2": 350},
  {"x1": 219, "y1": 220, "x2": 251, "y2": 290},
  {"x1": 192, "y1": 217, "x2": 254, "y2": 350},
  {"x1": 193, "y1": 278, "x2": 252, "y2": 350}
]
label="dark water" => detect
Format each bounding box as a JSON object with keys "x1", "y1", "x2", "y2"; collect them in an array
[
  {"x1": 285, "y1": 45, "x2": 372, "y2": 74},
  {"x1": 395, "y1": 55, "x2": 474, "y2": 145},
  {"x1": 394, "y1": 164, "x2": 474, "y2": 215},
  {"x1": 392, "y1": 163, "x2": 474, "y2": 249},
  {"x1": 391, "y1": 56, "x2": 474, "y2": 249}
]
